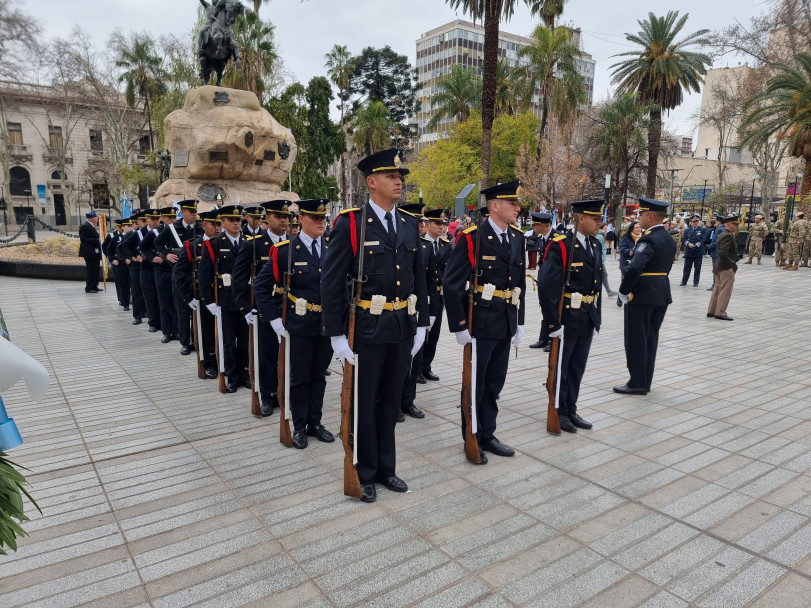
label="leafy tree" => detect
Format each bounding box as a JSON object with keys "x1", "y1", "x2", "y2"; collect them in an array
[
  {"x1": 352, "y1": 100, "x2": 396, "y2": 156},
  {"x1": 406, "y1": 139, "x2": 481, "y2": 209},
  {"x1": 266, "y1": 82, "x2": 307, "y2": 191},
  {"x1": 0, "y1": 0, "x2": 40, "y2": 80},
  {"x1": 223, "y1": 9, "x2": 277, "y2": 104},
  {"x1": 347, "y1": 46, "x2": 419, "y2": 126},
  {"x1": 299, "y1": 76, "x2": 345, "y2": 199},
  {"x1": 427, "y1": 65, "x2": 482, "y2": 130},
  {"x1": 611, "y1": 11, "x2": 710, "y2": 197},
  {"x1": 325, "y1": 44, "x2": 352, "y2": 206}
]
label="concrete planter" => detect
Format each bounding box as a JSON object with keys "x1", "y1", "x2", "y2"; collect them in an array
[{"x1": 0, "y1": 258, "x2": 111, "y2": 282}]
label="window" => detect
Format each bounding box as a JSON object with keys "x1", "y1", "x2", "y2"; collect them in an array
[
  {"x1": 51, "y1": 170, "x2": 67, "y2": 180},
  {"x1": 9, "y1": 166, "x2": 31, "y2": 196},
  {"x1": 89, "y1": 129, "x2": 103, "y2": 152},
  {"x1": 49, "y1": 126, "x2": 63, "y2": 148},
  {"x1": 7, "y1": 122, "x2": 23, "y2": 145},
  {"x1": 92, "y1": 182, "x2": 111, "y2": 208},
  {"x1": 138, "y1": 134, "x2": 151, "y2": 154}
]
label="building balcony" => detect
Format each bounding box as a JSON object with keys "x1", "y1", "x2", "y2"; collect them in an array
[
  {"x1": 7, "y1": 144, "x2": 32, "y2": 163},
  {"x1": 42, "y1": 146, "x2": 73, "y2": 165}
]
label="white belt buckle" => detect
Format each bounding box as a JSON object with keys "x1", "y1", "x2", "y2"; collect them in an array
[
  {"x1": 511, "y1": 287, "x2": 521, "y2": 307},
  {"x1": 370, "y1": 294, "x2": 386, "y2": 315},
  {"x1": 295, "y1": 297, "x2": 308, "y2": 316},
  {"x1": 481, "y1": 283, "x2": 495, "y2": 301},
  {"x1": 570, "y1": 292, "x2": 582, "y2": 309},
  {"x1": 221, "y1": 273, "x2": 232, "y2": 287},
  {"x1": 407, "y1": 294, "x2": 417, "y2": 315}
]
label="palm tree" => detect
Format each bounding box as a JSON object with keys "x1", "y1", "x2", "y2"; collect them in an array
[
  {"x1": 444, "y1": 0, "x2": 523, "y2": 187},
  {"x1": 325, "y1": 44, "x2": 352, "y2": 207},
  {"x1": 224, "y1": 10, "x2": 277, "y2": 103},
  {"x1": 518, "y1": 24, "x2": 583, "y2": 156},
  {"x1": 427, "y1": 65, "x2": 482, "y2": 130},
  {"x1": 116, "y1": 36, "x2": 167, "y2": 152},
  {"x1": 353, "y1": 100, "x2": 394, "y2": 156},
  {"x1": 527, "y1": 0, "x2": 566, "y2": 29},
  {"x1": 610, "y1": 11, "x2": 710, "y2": 197},
  {"x1": 253, "y1": 0, "x2": 269, "y2": 12},
  {"x1": 741, "y1": 53, "x2": 811, "y2": 201}
]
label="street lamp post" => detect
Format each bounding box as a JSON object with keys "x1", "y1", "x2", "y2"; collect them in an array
[
  {"x1": 747, "y1": 172, "x2": 760, "y2": 229},
  {"x1": 667, "y1": 169, "x2": 680, "y2": 219},
  {"x1": 700, "y1": 179, "x2": 708, "y2": 222}
]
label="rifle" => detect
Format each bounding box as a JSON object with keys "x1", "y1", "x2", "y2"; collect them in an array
[
  {"x1": 213, "y1": 242, "x2": 227, "y2": 394},
  {"x1": 100, "y1": 214, "x2": 108, "y2": 291},
  {"x1": 277, "y1": 223, "x2": 293, "y2": 447},
  {"x1": 248, "y1": 233, "x2": 261, "y2": 416},
  {"x1": 340, "y1": 205, "x2": 365, "y2": 498},
  {"x1": 545, "y1": 214, "x2": 580, "y2": 435},
  {"x1": 191, "y1": 222, "x2": 206, "y2": 379},
  {"x1": 460, "y1": 214, "x2": 482, "y2": 464}
]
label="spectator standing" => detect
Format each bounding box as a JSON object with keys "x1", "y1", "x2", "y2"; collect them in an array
[
  {"x1": 707, "y1": 214, "x2": 740, "y2": 321},
  {"x1": 680, "y1": 215, "x2": 706, "y2": 286}
]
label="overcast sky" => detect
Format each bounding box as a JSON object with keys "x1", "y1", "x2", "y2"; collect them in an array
[{"x1": 32, "y1": 0, "x2": 766, "y2": 143}]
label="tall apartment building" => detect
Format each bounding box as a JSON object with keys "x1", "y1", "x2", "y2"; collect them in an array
[{"x1": 415, "y1": 19, "x2": 596, "y2": 144}]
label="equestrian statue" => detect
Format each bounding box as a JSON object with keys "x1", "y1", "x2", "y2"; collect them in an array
[{"x1": 198, "y1": 0, "x2": 245, "y2": 86}]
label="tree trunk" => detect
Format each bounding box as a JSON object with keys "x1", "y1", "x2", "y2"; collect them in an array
[
  {"x1": 143, "y1": 89, "x2": 155, "y2": 152},
  {"x1": 537, "y1": 90, "x2": 549, "y2": 160},
  {"x1": 799, "y1": 158, "x2": 811, "y2": 212},
  {"x1": 480, "y1": 10, "x2": 501, "y2": 189},
  {"x1": 646, "y1": 106, "x2": 662, "y2": 198}
]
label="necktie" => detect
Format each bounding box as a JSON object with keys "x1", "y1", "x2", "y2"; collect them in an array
[
  {"x1": 500, "y1": 232, "x2": 509, "y2": 248},
  {"x1": 433, "y1": 240, "x2": 439, "y2": 258},
  {"x1": 384, "y1": 211, "x2": 395, "y2": 238},
  {"x1": 311, "y1": 239, "x2": 320, "y2": 263}
]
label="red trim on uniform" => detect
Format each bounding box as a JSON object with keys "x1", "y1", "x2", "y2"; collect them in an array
[
  {"x1": 271, "y1": 246, "x2": 280, "y2": 283},
  {"x1": 185, "y1": 240, "x2": 193, "y2": 263},
  {"x1": 465, "y1": 233, "x2": 475, "y2": 268},
  {"x1": 204, "y1": 239, "x2": 215, "y2": 263},
  {"x1": 349, "y1": 211, "x2": 358, "y2": 257}
]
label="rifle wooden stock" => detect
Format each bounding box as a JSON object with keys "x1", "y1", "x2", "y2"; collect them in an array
[
  {"x1": 461, "y1": 223, "x2": 481, "y2": 464},
  {"x1": 277, "y1": 284, "x2": 293, "y2": 447},
  {"x1": 191, "y1": 242, "x2": 206, "y2": 380},
  {"x1": 248, "y1": 315, "x2": 260, "y2": 415},
  {"x1": 545, "y1": 337, "x2": 562, "y2": 435},
  {"x1": 213, "y1": 253, "x2": 226, "y2": 394},
  {"x1": 341, "y1": 283, "x2": 362, "y2": 499}
]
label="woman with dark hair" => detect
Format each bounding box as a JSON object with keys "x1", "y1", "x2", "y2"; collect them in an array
[{"x1": 619, "y1": 220, "x2": 642, "y2": 275}]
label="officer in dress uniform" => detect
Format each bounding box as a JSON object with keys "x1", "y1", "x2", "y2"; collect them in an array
[
  {"x1": 119, "y1": 211, "x2": 147, "y2": 325},
  {"x1": 443, "y1": 180, "x2": 527, "y2": 463},
  {"x1": 232, "y1": 200, "x2": 290, "y2": 415},
  {"x1": 175, "y1": 209, "x2": 221, "y2": 379},
  {"x1": 241, "y1": 205, "x2": 265, "y2": 238},
  {"x1": 321, "y1": 148, "x2": 429, "y2": 503},
  {"x1": 143, "y1": 206, "x2": 183, "y2": 343},
  {"x1": 155, "y1": 200, "x2": 199, "y2": 354},
  {"x1": 420, "y1": 207, "x2": 451, "y2": 382},
  {"x1": 528, "y1": 212, "x2": 558, "y2": 351},
  {"x1": 105, "y1": 219, "x2": 131, "y2": 310},
  {"x1": 254, "y1": 199, "x2": 335, "y2": 448},
  {"x1": 198, "y1": 205, "x2": 250, "y2": 392},
  {"x1": 614, "y1": 197, "x2": 676, "y2": 395},
  {"x1": 136, "y1": 209, "x2": 163, "y2": 334},
  {"x1": 537, "y1": 200, "x2": 604, "y2": 433}
]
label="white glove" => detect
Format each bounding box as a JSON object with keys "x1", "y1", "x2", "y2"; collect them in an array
[
  {"x1": 429, "y1": 316, "x2": 437, "y2": 330},
  {"x1": 270, "y1": 318, "x2": 287, "y2": 342},
  {"x1": 618, "y1": 292, "x2": 629, "y2": 305},
  {"x1": 549, "y1": 326, "x2": 564, "y2": 339},
  {"x1": 455, "y1": 329, "x2": 472, "y2": 346},
  {"x1": 206, "y1": 303, "x2": 221, "y2": 317},
  {"x1": 331, "y1": 335, "x2": 355, "y2": 366},
  {"x1": 411, "y1": 327, "x2": 427, "y2": 357},
  {"x1": 244, "y1": 309, "x2": 256, "y2": 325},
  {"x1": 512, "y1": 325, "x2": 524, "y2": 348},
  {"x1": 187, "y1": 299, "x2": 198, "y2": 311}
]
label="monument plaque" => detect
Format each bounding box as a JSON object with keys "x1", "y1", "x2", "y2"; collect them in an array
[{"x1": 173, "y1": 150, "x2": 190, "y2": 168}]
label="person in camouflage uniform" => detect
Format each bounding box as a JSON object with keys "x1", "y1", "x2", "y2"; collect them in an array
[
  {"x1": 784, "y1": 211, "x2": 808, "y2": 270},
  {"x1": 772, "y1": 219, "x2": 785, "y2": 266},
  {"x1": 745, "y1": 215, "x2": 769, "y2": 264},
  {"x1": 803, "y1": 214, "x2": 811, "y2": 267}
]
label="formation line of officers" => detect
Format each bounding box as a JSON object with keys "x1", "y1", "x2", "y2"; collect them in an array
[{"x1": 102, "y1": 148, "x2": 677, "y2": 503}]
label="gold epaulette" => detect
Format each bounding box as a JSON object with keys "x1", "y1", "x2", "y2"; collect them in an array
[
  {"x1": 338, "y1": 207, "x2": 360, "y2": 216},
  {"x1": 273, "y1": 239, "x2": 290, "y2": 248},
  {"x1": 510, "y1": 223, "x2": 522, "y2": 232},
  {"x1": 245, "y1": 235, "x2": 258, "y2": 241},
  {"x1": 463, "y1": 225, "x2": 477, "y2": 234},
  {"x1": 552, "y1": 234, "x2": 566, "y2": 242},
  {"x1": 440, "y1": 237, "x2": 450, "y2": 243},
  {"x1": 420, "y1": 235, "x2": 431, "y2": 242},
  {"x1": 644, "y1": 229, "x2": 652, "y2": 235}
]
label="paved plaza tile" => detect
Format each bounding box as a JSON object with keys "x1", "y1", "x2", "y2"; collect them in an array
[{"x1": 1, "y1": 257, "x2": 811, "y2": 606}]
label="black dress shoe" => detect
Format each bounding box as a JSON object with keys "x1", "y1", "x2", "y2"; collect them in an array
[
  {"x1": 161, "y1": 334, "x2": 171, "y2": 344},
  {"x1": 132, "y1": 319, "x2": 142, "y2": 325},
  {"x1": 260, "y1": 395, "x2": 277, "y2": 417},
  {"x1": 558, "y1": 414, "x2": 577, "y2": 433},
  {"x1": 403, "y1": 404, "x2": 425, "y2": 419},
  {"x1": 324, "y1": 369, "x2": 331, "y2": 376},
  {"x1": 148, "y1": 326, "x2": 159, "y2": 333},
  {"x1": 307, "y1": 424, "x2": 335, "y2": 443},
  {"x1": 242, "y1": 377, "x2": 252, "y2": 389},
  {"x1": 543, "y1": 344, "x2": 551, "y2": 352},
  {"x1": 714, "y1": 315, "x2": 734, "y2": 321},
  {"x1": 473, "y1": 448, "x2": 488, "y2": 465},
  {"x1": 570, "y1": 413, "x2": 593, "y2": 430},
  {"x1": 179, "y1": 345, "x2": 192, "y2": 355},
  {"x1": 707, "y1": 313, "x2": 714, "y2": 317},
  {"x1": 85, "y1": 288, "x2": 100, "y2": 293},
  {"x1": 423, "y1": 370, "x2": 440, "y2": 381},
  {"x1": 480, "y1": 437, "x2": 515, "y2": 457},
  {"x1": 377, "y1": 475, "x2": 408, "y2": 492},
  {"x1": 205, "y1": 367, "x2": 218, "y2": 379},
  {"x1": 529, "y1": 340, "x2": 545, "y2": 349},
  {"x1": 396, "y1": 411, "x2": 405, "y2": 423},
  {"x1": 225, "y1": 383, "x2": 238, "y2": 393},
  {"x1": 613, "y1": 384, "x2": 648, "y2": 395},
  {"x1": 123, "y1": 305, "x2": 130, "y2": 311},
  {"x1": 680, "y1": 282, "x2": 687, "y2": 286},
  {"x1": 292, "y1": 429, "x2": 308, "y2": 449},
  {"x1": 415, "y1": 374, "x2": 427, "y2": 384},
  {"x1": 360, "y1": 484, "x2": 377, "y2": 503}
]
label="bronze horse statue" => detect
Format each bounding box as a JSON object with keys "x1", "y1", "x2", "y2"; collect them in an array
[{"x1": 198, "y1": 0, "x2": 244, "y2": 86}]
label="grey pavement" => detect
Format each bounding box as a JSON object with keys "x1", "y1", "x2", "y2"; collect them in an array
[{"x1": 1, "y1": 254, "x2": 811, "y2": 607}]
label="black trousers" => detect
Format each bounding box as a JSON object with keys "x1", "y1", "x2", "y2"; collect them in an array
[
  {"x1": 112, "y1": 262, "x2": 130, "y2": 306},
  {"x1": 129, "y1": 262, "x2": 145, "y2": 320},
  {"x1": 353, "y1": 339, "x2": 410, "y2": 484},
  {"x1": 682, "y1": 255, "x2": 703, "y2": 285},
  {"x1": 222, "y1": 308, "x2": 249, "y2": 382},
  {"x1": 421, "y1": 312, "x2": 442, "y2": 374},
  {"x1": 83, "y1": 254, "x2": 100, "y2": 291},
  {"x1": 558, "y1": 329, "x2": 594, "y2": 417},
  {"x1": 173, "y1": 277, "x2": 192, "y2": 347},
  {"x1": 140, "y1": 267, "x2": 160, "y2": 329},
  {"x1": 288, "y1": 334, "x2": 332, "y2": 431},
  {"x1": 537, "y1": 322, "x2": 550, "y2": 346},
  {"x1": 155, "y1": 270, "x2": 178, "y2": 337},
  {"x1": 624, "y1": 304, "x2": 668, "y2": 391},
  {"x1": 466, "y1": 336, "x2": 510, "y2": 444},
  {"x1": 258, "y1": 320, "x2": 278, "y2": 396},
  {"x1": 401, "y1": 344, "x2": 423, "y2": 409},
  {"x1": 199, "y1": 305, "x2": 216, "y2": 369}
]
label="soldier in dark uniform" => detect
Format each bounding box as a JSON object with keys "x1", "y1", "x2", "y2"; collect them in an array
[
  {"x1": 232, "y1": 200, "x2": 290, "y2": 415},
  {"x1": 137, "y1": 209, "x2": 163, "y2": 334},
  {"x1": 119, "y1": 211, "x2": 147, "y2": 325},
  {"x1": 241, "y1": 205, "x2": 265, "y2": 238},
  {"x1": 538, "y1": 200, "x2": 604, "y2": 433},
  {"x1": 198, "y1": 205, "x2": 249, "y2": 392},
  {"x1": 420, "y1": 208, "x2": 451, "y2": 382},
  {"x1": 321, "y1": 148, "x2": 429, "y2": 503},
  {"x1": 176, "y1": 209, "x2": 221, "y2": 379},
  {"x1": 525, "y1": 215, "x2": 543, "y2": 270},
  {"x1": 254, "y1": 199, "x2": 334, "y2": 447},
  {"x1": 143, "y1": 207, "x2": 183, "y2": 343},
  {"x1": 614, "y1": 197, "x2": 676, "y2": 395},
  {"x1": 105, "y1": 219, "x2": 131, "y2": 310},
  {"x1": 528, "y1": 212, "x2": 558, "y2": 350},
  {"x1": 155, "y1": 200, "x2": 199, "y2": 353},
  {"x1": 443, "y1": 180, "x2": 527, "y2": 463}
]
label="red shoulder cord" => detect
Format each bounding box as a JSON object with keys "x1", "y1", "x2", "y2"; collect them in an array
[
  {"x1": 271, "y1": 245, "x2": 280, "y2": 283},
  {"x1": 465, "y1": 233, "x2": 475, "y2": 268},
  {"x1": 204, "y1": 239, "x2": 215, "y2": 263},
  {"x1": 185, "y1": 240, "x2": 192, "y2": 263}
]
